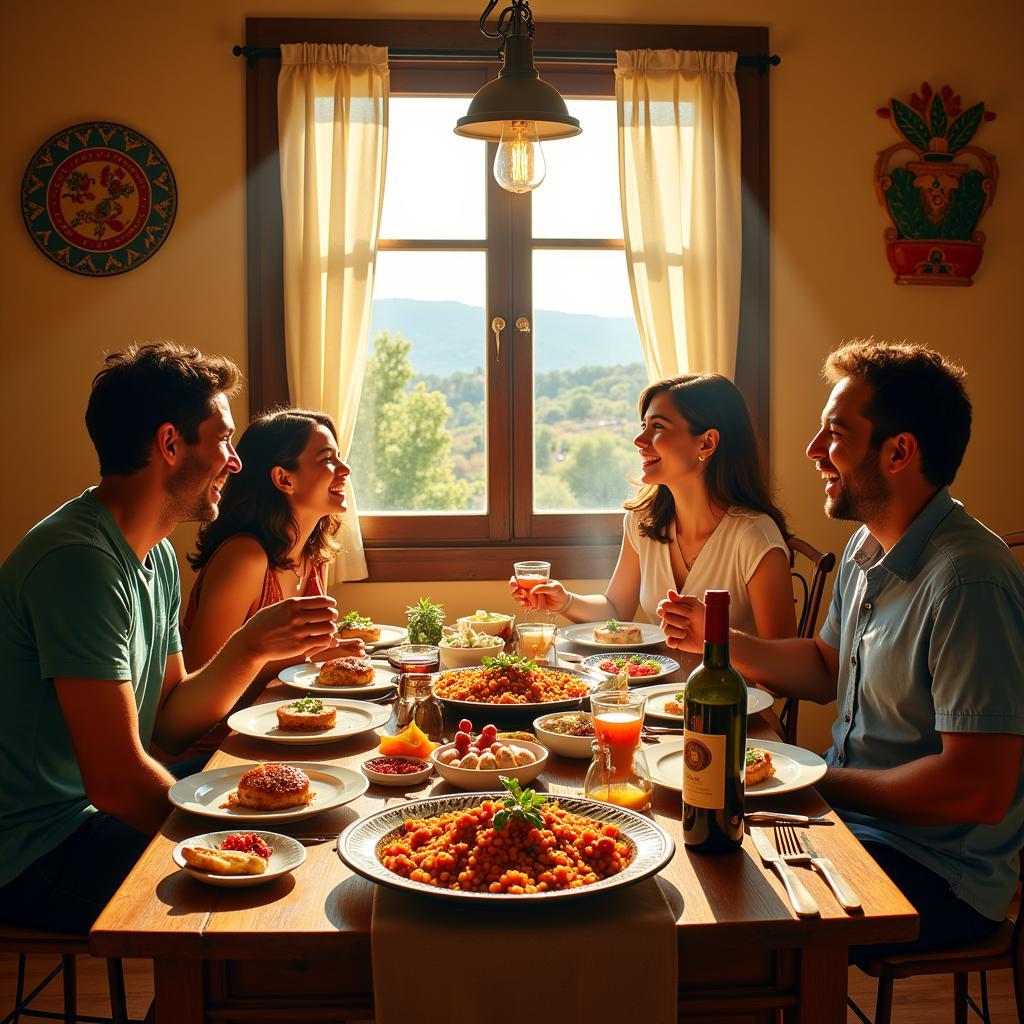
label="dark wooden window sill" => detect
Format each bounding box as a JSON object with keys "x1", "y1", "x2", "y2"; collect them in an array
[{"x1": 362, "y1": 539, "x2": 620, "y2": 582}]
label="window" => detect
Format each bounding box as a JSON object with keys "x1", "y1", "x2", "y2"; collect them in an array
[{"x1": 244, "y1": 18, "x2": 770, "y2": 580}]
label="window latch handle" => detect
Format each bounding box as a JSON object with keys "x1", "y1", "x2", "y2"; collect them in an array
[{"x1": 491, "y1": 316, "x2": 506, "y2": 362}]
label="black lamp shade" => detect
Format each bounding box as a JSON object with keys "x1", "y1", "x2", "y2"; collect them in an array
[{"x1": 454, "y1": 35, "x2": 581, "y2": 142}]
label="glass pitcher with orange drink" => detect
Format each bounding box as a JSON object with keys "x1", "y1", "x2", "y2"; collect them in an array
[{"x1": 584, "y1": 689, "x2": 653, "y2": 812}]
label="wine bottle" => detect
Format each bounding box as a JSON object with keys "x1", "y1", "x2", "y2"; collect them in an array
[{"x1": 682, "y1": 590, "x2": 747, "y2": 852}]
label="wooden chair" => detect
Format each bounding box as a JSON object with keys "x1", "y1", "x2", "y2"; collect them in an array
[
  {"x1": 0, "y1": 924, "x2": 134, "y2": 1024},
  {"x1": 852, "y1": 854, "x2": 1023, "y2": 1024},
  {"x1": 1003, "y1": 531, "x2": 1024, "y2": 555},
  {"x1": 779, "y1": 536, "x2": 836, "y2": 744}
]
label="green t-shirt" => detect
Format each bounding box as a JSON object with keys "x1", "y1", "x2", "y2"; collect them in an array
[{"x1": 0, "y1": 489, "x2": 181, "y2": 887}]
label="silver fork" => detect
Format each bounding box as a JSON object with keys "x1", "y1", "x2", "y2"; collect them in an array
[{"x1": 775, "y1": 825, "x2": 862, "y2": 912}]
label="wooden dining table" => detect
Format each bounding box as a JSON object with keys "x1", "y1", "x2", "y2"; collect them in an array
[{"x1": 91, "y1": 640, "x2": 917, "y2": 1024}]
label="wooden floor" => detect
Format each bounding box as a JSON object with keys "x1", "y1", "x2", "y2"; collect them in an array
[{"x1": 0, "y1": 954, "x2": 1018, "y2": 1022}]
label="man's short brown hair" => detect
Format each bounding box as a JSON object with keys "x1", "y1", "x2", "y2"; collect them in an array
[
  {"x1": 85, "y1": 342, "x2": 242, "y2": 476},
  {"x1": 824, "y1": 339, "x2": 971, "y2": 488}
]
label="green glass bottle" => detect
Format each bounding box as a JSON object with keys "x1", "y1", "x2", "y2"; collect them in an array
[{"x1": 682, "y1": 590, "x2": 747, "y2": 852}]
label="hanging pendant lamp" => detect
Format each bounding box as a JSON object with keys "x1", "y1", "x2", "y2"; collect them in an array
[{"x1": 455, "y1": 0, "x2": 581, "y2": 194}]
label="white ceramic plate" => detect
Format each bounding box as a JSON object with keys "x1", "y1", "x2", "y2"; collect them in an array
[
  {"x1": 362, "y1": 624, "x2": 407, "y2": 651},
  {"x1": 278, "y1": 663, "x2": 396, "y2": 698},
  {"x1": 559, "y1": 621, "x2": 666, "y2": 650},
  {"x1": 580, "y1": 652, "x2": 679, "y2": 682},
  {"x1": 172, "y1": 830, "x2": 306, "y2": 888},
  {"x1": 339, "y1": 792, "x2": 675, "y2": 903},
  {"x1": 227, "y1": 699, "x2": 391, "y2": 745},
  {"x1": 634, "y1": 682, "x2": 775, "y2": 721},
  {"x1": 168, "y1": 762, "x2": 368, "y2": 822},
  {"x1": 647, "y1": 738, "x2": 827, "y2": 796}
]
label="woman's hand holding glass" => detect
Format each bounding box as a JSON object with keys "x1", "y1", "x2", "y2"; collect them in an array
[
  {"x1": 657, "y1": 590, "x2": 705, "y2": 653},
  {"x1": 508, "y1": 575, "x2": 570, "y2": 615}
]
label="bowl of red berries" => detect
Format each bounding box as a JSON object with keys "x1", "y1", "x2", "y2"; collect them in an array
[
  {"x1": 431, "y1": 718, "x2": 548, "y2": 791},
  {"x1": 361, "y1": 755, "x2": 433, "y2": 787}
]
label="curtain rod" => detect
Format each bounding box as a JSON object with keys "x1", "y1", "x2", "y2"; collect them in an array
[{"x1": 232, "y1": 45, "x2": 780, "y2": 71}]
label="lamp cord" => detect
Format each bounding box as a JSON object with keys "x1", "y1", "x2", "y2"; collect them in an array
[{"x1": 479, "y1": 0, "x2": 535, "y2": 55}]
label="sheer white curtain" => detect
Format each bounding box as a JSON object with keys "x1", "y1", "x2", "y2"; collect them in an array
[
  {"x1": 278, "y1": 43, "x2": 389, "y2": 580},
  {"x1": 616, "y1": 49, "x2": 741, "y2": 382}
]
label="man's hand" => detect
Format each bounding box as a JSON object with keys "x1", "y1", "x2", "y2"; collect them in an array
[
  {"x1": 657, "y1": 590, "x2": 705, "y2": 653},
  {"x1": 239, "y1": 595, "x2": 339, "y2": 663}
]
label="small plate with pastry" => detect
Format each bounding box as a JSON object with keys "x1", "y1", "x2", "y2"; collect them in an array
[
  {"x1": 227, "y1": 698, "x2": 391, "y2": 745},
  {"x1": 559, "y1": 620, "x2": 666, "y2": 650},
  {"x1": 645, "y1": 738, "x2": 827, "y2": 796},
  {"x1": 633, "y1": 681, "x2": 775, "y2": 720},
  {"x1": 336, "y1": 613, "x2": 407, "y2": 651},
  {"x1": 173, "y1": 830, "x2": 306, "y2": 888},
  {"x1": 168, "y1": 761, "x2": 368, "y2": 822},
  {"x1": 278, "y1": 659, "x2": 396, "y2": 698}
]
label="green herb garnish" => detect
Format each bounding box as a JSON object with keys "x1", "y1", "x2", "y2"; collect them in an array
[
  {"x1": 287, "y1": 697, "x2": 325, "y2": 713},
  {"x1": 341, "y1": 610, "x2": 374, "y2": 628},
  {"x1": 493, "y1": 776, "x2": 548, "y2": 832},
  {"x1": 605, "y1": 619, "x2": 621, "y2": 630},
  {"x1": 481, "y1": 652, "x2": 537, "y2": 673}
]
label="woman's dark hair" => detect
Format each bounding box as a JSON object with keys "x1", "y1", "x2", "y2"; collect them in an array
[
  {"x1": 189, "y1": 408, "x2": 343, "y2": 572},
  {"x1": 624, "y1": 374, "x2": 789, "y2": 542},
  {"x1": 86, "y1": 342, "x2": 241, "y2": 476}
]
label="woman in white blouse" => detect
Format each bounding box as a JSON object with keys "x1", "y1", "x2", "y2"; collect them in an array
[{"x1": 511, "y1": 374, "x2": 796, "y2": 639}]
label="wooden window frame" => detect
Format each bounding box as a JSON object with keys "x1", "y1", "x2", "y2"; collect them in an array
[{"x1": 243, "y1": 18, "x2": 770, "y2": 582}]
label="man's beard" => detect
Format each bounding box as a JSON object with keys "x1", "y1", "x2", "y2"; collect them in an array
[
  {"x1": 825, "y1": 452, "x2": 890, "y2": 523},
  {"x1": 167, "y1": 453, "x2": 221, "y2": 523}
]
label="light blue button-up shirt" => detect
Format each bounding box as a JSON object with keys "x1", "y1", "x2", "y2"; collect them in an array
[{"x1": 820, "y1": 487, "x2": 1024, "y2": 921}]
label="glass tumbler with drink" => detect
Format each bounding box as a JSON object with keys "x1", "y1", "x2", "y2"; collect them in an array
[
  {"x1": 513, "y1": 560, "x2": 553, "y2": 623},
  {"x1": 584, "y1": 689, "x2": 652, "y2": 812},
  {"x1": 515, "y1": 621, "x2": 557, "y2": 665}
]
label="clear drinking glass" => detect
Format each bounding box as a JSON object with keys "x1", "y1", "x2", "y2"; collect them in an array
[
  {"x1": 387, "y1": 644, "x2": 441, "y2": 674},
  {"x1": 515, "y1": 621, "x2": 557, "y2": 665},
  {"x1": 584, "y1": 689, "x2": 652, "y2": 812},
  {"x1": 514, "y1": 560, "x2": 553, "y2": 623}
]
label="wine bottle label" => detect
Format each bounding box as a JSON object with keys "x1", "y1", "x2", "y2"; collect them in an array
[{"x1": 682, "y1": 729, "x2": 726, "y2": 809}]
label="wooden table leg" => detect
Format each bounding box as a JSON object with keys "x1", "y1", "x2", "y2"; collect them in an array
[
  {"x1": 153, "y1": 959, "x2": 204, "y2": 1024},
  {"x1": 788, "y1": 946, "x2": 849, "y2": 1024}
]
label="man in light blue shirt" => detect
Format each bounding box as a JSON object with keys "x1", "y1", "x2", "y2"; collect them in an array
[{"x1": 660, "y1": 340, "x2": 1024, "y2": 955}]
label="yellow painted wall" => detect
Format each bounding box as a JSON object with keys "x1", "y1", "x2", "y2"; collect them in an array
[{"x1": 2, "y1": 1, "x2": 1020, "y2": 749}]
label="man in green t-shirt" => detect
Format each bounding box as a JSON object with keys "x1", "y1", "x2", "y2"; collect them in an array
[{"x1": 0, "y1": 343, "x2": 340, "y2": 933}]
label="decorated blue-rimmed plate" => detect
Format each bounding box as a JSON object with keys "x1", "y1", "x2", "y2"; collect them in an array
[
  {"x1": 580, "y1": 652, "x2": 679, "y2": 683},
  {"x1": 21, "y1": 121, "x2": 177, "y2": 277},
  {"x1": 339, "y1": 791, "x2": 674, "y2": 903}
]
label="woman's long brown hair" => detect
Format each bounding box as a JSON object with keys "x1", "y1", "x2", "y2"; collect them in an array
[
  {"x1": 189, "y1": 408, "x2": 343, "y2": 572},
  {"x1": 624, "y1": 374, "x2": 789, "y2": 542}
]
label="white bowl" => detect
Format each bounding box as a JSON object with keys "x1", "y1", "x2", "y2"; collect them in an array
[
  {"x1": 455, "y1": 613, "x2": 515, "y2": 642},
  {"x1": 438, "y1": 638, "x2": 505, "y2": 670},
  {"x1": 430, "y1": 739, "x2": 547, "y2": 790},
  {"x1": 361, "y1": 755, "x2": 433, "y2": 787},
  {"x1": 533, "y1": 712, "x2": 596, "y2": 759}
]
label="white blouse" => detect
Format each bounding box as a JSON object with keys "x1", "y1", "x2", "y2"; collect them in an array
[{"x1": 623, "y1": 507, "x2": 789, "y2": 634}]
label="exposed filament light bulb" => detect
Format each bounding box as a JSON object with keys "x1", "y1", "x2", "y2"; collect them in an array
[{"x1": 493, "y1": 120, "x2": 546, "y2": 194}]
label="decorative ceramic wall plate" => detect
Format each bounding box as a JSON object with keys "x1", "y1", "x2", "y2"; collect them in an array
[{"x1": 21, "y1": 121, "x2": 177, "y2": 276}]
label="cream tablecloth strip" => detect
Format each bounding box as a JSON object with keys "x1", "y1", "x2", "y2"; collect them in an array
[{"x1": 372, "y1": 876, "x2": 677, "y2": 1024}]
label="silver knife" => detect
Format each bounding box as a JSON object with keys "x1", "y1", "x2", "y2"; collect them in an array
[
  {"x1": 799, "y1": 833, "x2": 862, "y2": 911},
  {"x1": 745, "y1": 811, "x2": 834, "y2": 826},
  {"x1": 749, "y1": 827, "x2": 820, "y2": 917}
]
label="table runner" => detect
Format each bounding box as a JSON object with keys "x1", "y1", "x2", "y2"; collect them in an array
[{"x1": 372, "y1": 876, "x2": 677, "y2": 1023}]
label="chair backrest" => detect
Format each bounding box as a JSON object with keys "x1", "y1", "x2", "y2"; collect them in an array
[
  {"x1": 780, "y1": 537, "x2": 837, "y2": 744},
  {"x1": 1004, "y1": 531, "x2": 1024, "y2": 566}
]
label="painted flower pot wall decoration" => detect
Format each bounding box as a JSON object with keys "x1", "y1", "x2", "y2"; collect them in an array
[{"x1": 874, "y1": 83, "x2": 998, "y2": 285}]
